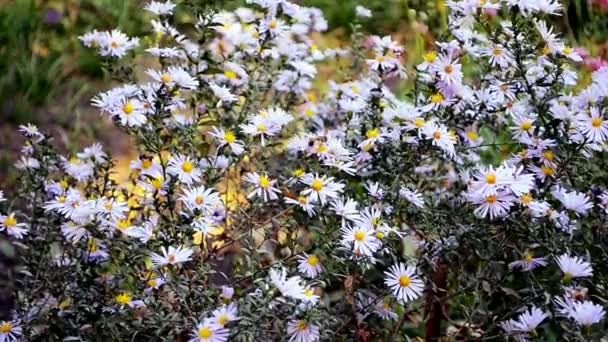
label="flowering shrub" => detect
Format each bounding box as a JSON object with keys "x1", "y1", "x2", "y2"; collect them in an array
[{"x1": 2, "y1": 0, "x2": 608, "y2": 341}]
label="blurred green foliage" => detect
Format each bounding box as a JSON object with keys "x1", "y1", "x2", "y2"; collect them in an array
[{"x1": 0, "y1": 0, "x2": 147, "y2": 124}]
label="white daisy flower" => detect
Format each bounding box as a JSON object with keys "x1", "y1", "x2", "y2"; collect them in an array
[
  {"x1": 556, "y1": 254, "x2": 593, "y2": 281},
  {"x1": 242, "y1": 172, "x2": 281, "y2": 202},
  {"x1": 189, "y1": 320, "x2": 229, "y2": 342},
  {"x1": 145, "y1": 0, "x2": 176, "y2": 15},
  {"x1": 0, "y1": 320, "x2": 22, "y2": 342},
  {"x1": 150, "y1": 246, "x2": 194, "y2": 267},
  {"x1": 209, "y1": 303, "x2": 238, "y2": 327},
  {"x1": 284, "y1": 195, "x2": 316, "y2": 217},
  {"x1": 209, "y1": 83, "x2": 237, "y2": 105},
  {"x1": 421, "y1": 121, "x2": 456, "y2": 158},
  {"x1": 300, "y1": 173, "x2": 344, "y2": 205},
  {"x1": 209, "y1": 127, "x2": 245, "y2": 155},
  {"x1": 384, "y1": 263, "x2": 424, "y2": 303},
  {"x1": 297, "y1": 253, "x2": 323, "y2": 278},
  {"x1": 567, "y1": 301, "x2": 605, "y2": 327},
  {"x1": 576, "y1": 107, "x2": 608, "y2": 143},
  {"x1": 499, "y1": 306, "x2": 548, "y2": 338},
  {"x1": 269, "y1": 268, "x2": 306, "y2": 301},
  {"x1": 167, "y1": 154, "x2": 202, "y2": 185},
  {"x1": 508, "y1": 252, "x2": 548, "y2": 271},
  {"x1": 287, "y1": 320, "x2": 320, "y2": 342},
  {"x1": 340, "y1": 224, "x2": 381, "y2": 257},
  {"x1": 0, "y1": 213, "x2": 28, "y2": 239}
]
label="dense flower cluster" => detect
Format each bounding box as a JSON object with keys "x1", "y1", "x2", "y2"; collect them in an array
[{"x1": 2, "y1": 0, "x2": 608, "y2": 340}]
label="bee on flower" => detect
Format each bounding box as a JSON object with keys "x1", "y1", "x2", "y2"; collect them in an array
[{"x1": 209, "y1": 303, "x2": 238, "y2": 327}]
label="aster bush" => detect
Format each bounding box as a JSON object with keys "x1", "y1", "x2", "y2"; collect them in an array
[{"x1": 2, "y1": 0, "x2": 608, "y2": 341}]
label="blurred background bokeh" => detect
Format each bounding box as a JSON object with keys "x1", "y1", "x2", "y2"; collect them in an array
[{"x1": 1, "y1": 0, "x2": 608, "y2": 188}]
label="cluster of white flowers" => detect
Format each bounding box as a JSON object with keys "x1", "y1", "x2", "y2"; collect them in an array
[{"x1": 2, "y1": 0, "x2": 608, "y2": 340}]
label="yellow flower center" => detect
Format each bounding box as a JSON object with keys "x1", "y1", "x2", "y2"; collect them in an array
[
  {"x1": 198, "y1": 327, "x2": 213, "y2": 338},
  {"x1": 399, "y1": 275, "x2": 410, "y2": 287},
  {"x1": 293, "y1": 168, "x2": 305, "y2": 177},
  {"x1": 492, "y1": 47, "x2": 502, "y2": 56},
  {"x1": 423, "y1": 51, "x2": 436, "y2": 63},
  {"x1": 151, "y1": 177, "x2": 163, "y2": 190},
  {"x1": 60, "y1": 180, "x2": 69, "y2": 189},
  {"x1": 591, "y1": 117, "x2": 602, "y2": 128},
  {"x1": 520, "y1": 121, "x2": 532, "y2": 130},
  {"x1": 486, "y1": 194, "x2": 497, "y2": 204},
  {"x1": 123, "y1": 101, "x2": 134, "y2": 114},
  {"x1": 298, "y1": 196, "x2": 307, "y2": 205},
  {"x1": 87, "y1": 240, "x2": 99, "y2": 253},
  {"x1": 224, "y1": 70, "x2": 237, "y2": 79},
  {"x1": 181, "y1": 161, "x2": 194, "y2": 173},
  {"x1": 541, "y1": 165, "x2": 554, "y2": 176},
  {"x1": 195, "y1": 196, "x2": 204, "y2": 205},
  {"x1": 111, "y1": 41, "x2": 119, "y2": 48},
  {"x1": 354, "y1": 230, "x2": 365, "y2": 241},
  {"x1": 116, "y1": 293, "x2": 132, "y2": 304},
  {"x1": 521, "y1": 193, "x2": 533, "y2": 204},
  {"x1": 58, "y1": 195, "x2": 66, "y2": 203},
  {"x1": 466, "y1": 131, "x2": 478, "y2": 140},
  {"x1": 160, "y1": 74, "x2": 171, "y2": 83},
  {"x1": 541, "y1": 46, "x2": 551, "y2": 55},
  {"x1": 257, "y1": 124, "x2": 266, "y2": 133},
  {"x1": 223, "y1": 131, "x2": 236, "y2": 143},
  {"x1": 217, "y1": 315, "x2": 229, "y2": 326},
  {"x1": 523, "y1": 254, "x2": 533, "y2": 262},
  {"x1": 543, "y1": 150, "x2": 554, "y2": 161},
  {"x1": 315, "y1": 144, "x2": 327, "y2": 153},
  {"x1": 430, "y1": 93, "x2": 444, "y2": 104},
  {"x1": 296, "y1": 320, "x2": 308, "y2": 331},
  {"x1": 376, "y1": 231, "x2": 385, "y2": 239},
  {"x1": 142, "y1": 159, "x2": 152, "y2": 169},
  {"x1": 432, "y1": 131, "x2": 441, "y2": 140},
  {"x1": 414, "y1": 118, "x2": 425, "y2": 128},
  {"x1": 486, "y1": 173, "x2": 496, "y2": 185},
  {"x1": 259, "y1": 175, "x2": 270, "y2": 189},
  {"x1": 3, "y1": 216, "x2": 16, "y2": 227},
  {"x1": 304, "y1": 108, "x2": 315, "y2": 117},
  {"x1": 311, "y1": 179, "x2": 324, "y2": 192},
  {"x1": 0, "y1": 322, "x2": 11, "y2": 333},
  {"x1": 147, "y1": 279, "x2": 157, "y2": 288},
  {"x1": 269, "y1": 20, "x2": 277, "y2": 29},
  {"x1": 444, "y1": 65, "x2": 454, "y2": 74},
  {"x1": 563, "y1": 47, "x2": 572, "y2": 55},
  {"x1": 366, "y1": 128, "x2": 380, "y2": 139},
  {"x1": 307, "y1": 255, "x2": 319, "y2": 266}
]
